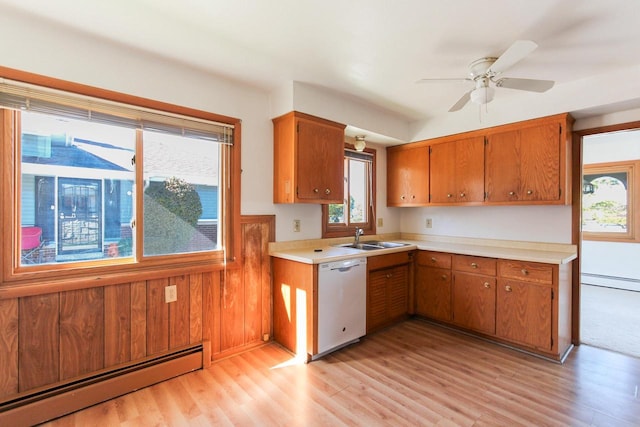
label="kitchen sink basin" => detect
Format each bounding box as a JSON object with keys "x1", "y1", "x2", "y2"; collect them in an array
[{"x1": 335, "y1": 241, "x2": 410, "y2": 251}]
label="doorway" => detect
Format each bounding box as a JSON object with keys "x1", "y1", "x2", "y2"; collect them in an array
[
  {"x1": 58, "y1": 177, "x2": 102, "y2": 254},
  {"x1": 579, "y1": 127, "x2": 640, "y2": 358}
]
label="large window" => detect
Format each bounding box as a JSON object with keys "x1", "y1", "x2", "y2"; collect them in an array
[
  {"x1": 583, "y1": 161, "x2": 637, "y2": 241},
  {"x1": 1, "y1": 76, "x2": 238, "y2": 278},
  {"x1": 322, "y1": 146, "x2": 376, "y2": 238}
]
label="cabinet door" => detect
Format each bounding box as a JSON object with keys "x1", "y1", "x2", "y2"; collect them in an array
[
  {"x1": 452, "y1": 272, "x2": 496, "y2": 334},
  {"x1": 455, "y1": 136, "x2": 485, "y2": 203},
  {"x1": 496, "y1": 280, "x2": 552, "y2": 351},
  {"x1": 518, "y1": 123, "x2": 561, "y2": 202},
  {"x1": 367, "y1": 270, "x2": 388, "y2": 333},
  {"x1": 485, "y1": 122, "x2": 561, "y2": 203},
  {"x1": 431, "y1": 136, "x2": 485, "y2": 204},
  {"x1": 387, "y1": 146, "x2": 429, "y2": 206},
  {"x1": 415, "y1": 266, "x2": 451, "y2": 321},
  {"x1": 387, "y1": 265, "x2": 409, "y2": 320},
  {"x1": 296, "y1": 118, "x2": 344, "y2": 203},
  {"x1": 485, "y1": 129, "x2": 520, "y2": 202},
  {"x1": 429, "y1": 142, "x2": 456, "y2": 203}
]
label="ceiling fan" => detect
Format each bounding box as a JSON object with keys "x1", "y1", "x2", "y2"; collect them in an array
[{"x1": 418, "y1": 40, "x2": 555, "y2": 112}]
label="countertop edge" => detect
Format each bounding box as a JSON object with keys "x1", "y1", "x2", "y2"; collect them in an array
[{"x1": 269, "y1": 239, "x2": 577, "y2": 265}]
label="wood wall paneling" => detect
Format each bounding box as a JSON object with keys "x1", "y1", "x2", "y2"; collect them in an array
[
  {"x1": 0, "y1": 298, "x2": 18, "y2": 398},
  {"x1": 104, "y1": 283, "x2": 131, "y2": 367},
  {"x1": 189, "y1": 273, "x2": 203, "y2": 345},
  {"x1": 147, "y1": 278, "x2": 170, "y2": 355},
  {"x1": 221, "y1": 269, "x2": 244, "y2": 351},
  {"x1": 169, "y1": 275, "x2": 190, "y2": 348},
  {"x1": 18, "y1": 294, "x2": 59, "y2": 391},
  {"x1": 60, "y1": 288, "x2": 105, "y2": 380},
  {"x1": 203, "y1": 271, "x2": 219, "y2": 355},
  {"x1": 243, "y1": 222, "x2": 265, "y2": 343},
  {"x1": 130, "y1": 281, "x2": 147, "y2": 360}
]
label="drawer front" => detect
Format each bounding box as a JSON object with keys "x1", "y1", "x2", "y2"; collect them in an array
[
  {"x1": 453, "y1": 255, "x2": 497, "y2": 276},
  {"x1": 416, "y1": 251, "x2": 452, "y2": 269},
  {"x1": 367, "y1": 251, "x2": 413, "y2": 271},
  {"x1": 498, "y1": 260, "x2": 553, "y2": 284}
]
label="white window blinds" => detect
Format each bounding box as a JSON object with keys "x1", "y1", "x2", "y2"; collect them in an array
[{"x1": 0, "y1": 78, "x2": 234, "y2": 144}]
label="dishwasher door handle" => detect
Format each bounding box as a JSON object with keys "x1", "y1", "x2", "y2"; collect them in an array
[{"x1": 333, "y1": 265, "x2": 359, "y2": 272}]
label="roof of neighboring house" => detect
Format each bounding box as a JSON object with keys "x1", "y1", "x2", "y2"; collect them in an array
[
  {"x1": 22, "y1": 132, "x2": 219, "y2": 185},
  {"x1": 23, "y1": 137, "x2": 131, "y2": 171}
]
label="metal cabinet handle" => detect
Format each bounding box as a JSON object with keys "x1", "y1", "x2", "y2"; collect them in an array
[
  {"x1": 441, "y1": 274, "x2": 448, "y2": 280},
  {"x1": 460, "y1": 192, "x2": 465, "y2": 198},
  {"x1": 521, "y1": 269, "x2": 529, "y2": 275},
  {"x1": 483, "y1": 282, "x2": 491, "y2": 289},
  {"x1": 431, "y1": 257, "x2": 437, "y2": 262},
  {"x1": 411, "y1": 195, "x2": 416, "y2": 199},
  {"x1": 505, "y1": 285, "x2": 512, "y2": 292},
  {"x1": 401, "y1": 195, "x2": 406, "y2": 200},
  {"x1": 447, "y1": 193, "x2": 453, "y2": 198},
  {"x1": 386, "y1": 273, "x2": 393, "y2": 279},
  {"x1": 471, "y1": 262, "x2": 478, "y2": 269},
  {"x1": 313, "y1": 188, "x2": 319, "y2": 193},
  {"x1": 509, "y1": 191, "x2": 515, "y2": 196},
  {"x1": 527, "y1": 190, "x2": 533, "y2": 195},
  {"x1": 325, "y1": 188, "x2": 331, "y2": 195}
]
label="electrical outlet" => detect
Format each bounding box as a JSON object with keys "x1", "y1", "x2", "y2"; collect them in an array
[
  {"x1": 293, "y1": 219, "x2": 301, "y2": 232},
  {"x1": 377, "y1": 218, "x2": 383, "y2": 227},
  {"x1": 165, "y1": 285, "x2": 177, "y2": 303},
  {"x1": 426, "y1": 218, "x2": 433, "y2": 228}
]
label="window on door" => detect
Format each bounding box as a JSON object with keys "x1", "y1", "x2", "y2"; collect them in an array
[{"x1": 322, "y1": 146, "x2": 376, "y2": 238}]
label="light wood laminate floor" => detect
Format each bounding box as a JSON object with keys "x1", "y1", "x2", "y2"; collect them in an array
[{"x1": 42, "y1": 319, "x2": 640, "y2": 426}]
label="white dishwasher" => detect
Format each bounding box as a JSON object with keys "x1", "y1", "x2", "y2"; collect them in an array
[{"x1": 315, "y1": 257, "x2": 367, "y2": 360}]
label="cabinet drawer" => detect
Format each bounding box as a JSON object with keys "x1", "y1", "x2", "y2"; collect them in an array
[
  {"x1": 498, "y1": 260, "x2": 553, "y2": 284},
  {"x1": 368, "y1": 251, "x2": 413, "y2": 271},
  {"x1": 416, "y1": 251, "x2": 452, "y2": 269},
  {"x1": 453, "y1": 255, "x2": 496, "y2": 276}
]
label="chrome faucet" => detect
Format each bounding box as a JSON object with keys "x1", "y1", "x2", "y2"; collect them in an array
[{"x1": 354, "y1": 227, "x2": 364, "y2": 245}]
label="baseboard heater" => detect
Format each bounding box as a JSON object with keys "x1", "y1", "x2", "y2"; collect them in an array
[{"x1": 0, "y1": 343, "x2": 204, "y2": 426}]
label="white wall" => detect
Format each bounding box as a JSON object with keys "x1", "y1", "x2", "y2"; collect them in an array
[{"x1": 400, "y1": 205, "x2": 573, "y2": 244}]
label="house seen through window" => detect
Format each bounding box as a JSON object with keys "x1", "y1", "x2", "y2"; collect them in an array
[{"x1": 18, "y1": 109, "x2": 224, "y2": 265}]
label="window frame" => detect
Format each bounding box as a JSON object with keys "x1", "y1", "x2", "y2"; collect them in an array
[
  {"x1": 0, "y1": 68, "x2": 241, "y2": 288},
  {"x1": 582, "y1": 160, "x2": 638, "y2": 242},
  {"x1": 322, "y1": 143, "x2": 376, "y2": 238}
]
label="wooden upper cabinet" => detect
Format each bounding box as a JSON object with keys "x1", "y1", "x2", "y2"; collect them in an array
[
  {"x1": 485, "y1": 114, "x2": 572, "y2": 204},
  {"x1": 430, "y1": 136, "x2": 485, "y2": 204},
  {"x1": 273, "y1": 111, "x2": 345, "y2": 204},
  {"x1": 387, "y1": 144, "x2": 429, "y2": 206},
  {"x1": 391, "y1": 113, "x2": 572, "y2": 207}
]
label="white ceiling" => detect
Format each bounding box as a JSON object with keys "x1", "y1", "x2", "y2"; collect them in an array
[{"x1": 3, "y1": 0, "x2": 640, "y2": 137}]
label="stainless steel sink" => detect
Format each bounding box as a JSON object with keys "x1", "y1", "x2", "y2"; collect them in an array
[{"x1": 335, "y1": 241, "x2": 410, "y2": 251}]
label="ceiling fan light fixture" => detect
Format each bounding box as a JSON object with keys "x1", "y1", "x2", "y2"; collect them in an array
[
  {"x1": 354, "y1": 135, "x2": 366, "y2": 151},
  {"x1": 470, "y1": 85, "x2": 495, "y2": 105}
]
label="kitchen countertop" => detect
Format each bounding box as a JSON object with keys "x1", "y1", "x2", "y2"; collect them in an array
[{"x1": 269, "y1": 234, "x2": 577, "y2": 265}]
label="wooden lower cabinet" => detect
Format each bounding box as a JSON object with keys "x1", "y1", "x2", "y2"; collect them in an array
[
  {"x1": 452, "y1": 272, "x2": 496, "y2": 335},
  {"x1": 496, "y1": 279, "x2": 552, "y2": 351},
  {"x1": 415, "y1": 251, "x2": 452, "y2": 321},
  {"x1": 367, "y1": 252, "x2": 413, "y2": 333},
  {"x1": 414, "y1": 250, "x2": 572, "y2": 361}
]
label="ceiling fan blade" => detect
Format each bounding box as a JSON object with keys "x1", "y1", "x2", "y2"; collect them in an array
[
  {"x1": 448, "y1": 90, "x2": 472, "y2": 112},
  {"x1": 495, "y1": 77, "x2": 555, "y2": 92},
  {"x1": 488, "y1": 40, "x2": 538, "y2": 75},
  {"x1": 416, "y1": 78, "x2": 471, "y2": 84}
]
